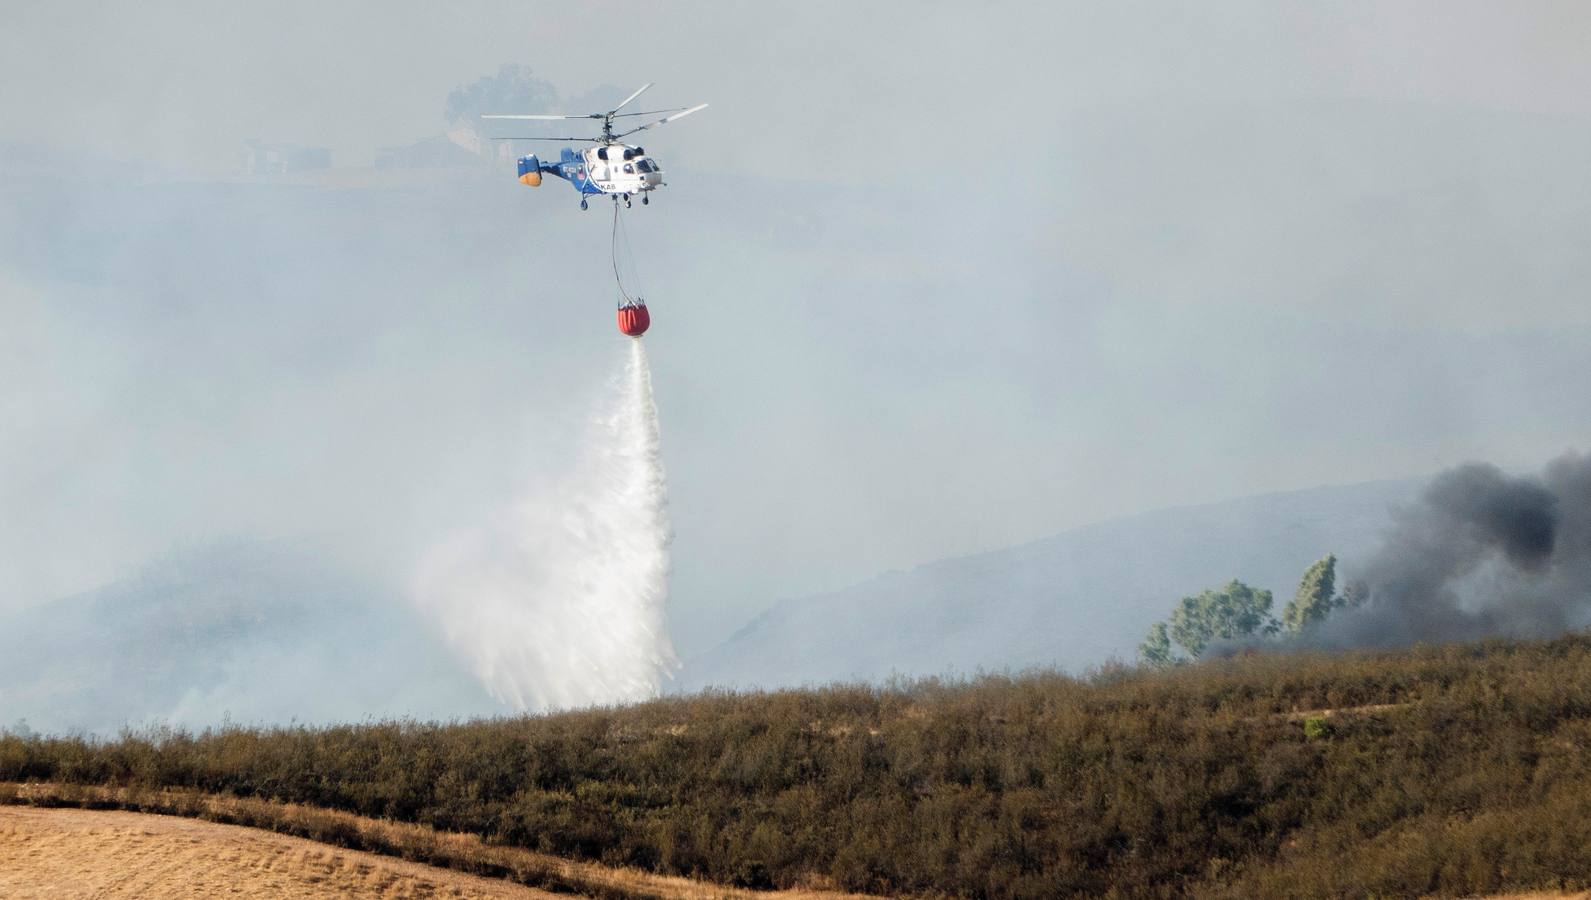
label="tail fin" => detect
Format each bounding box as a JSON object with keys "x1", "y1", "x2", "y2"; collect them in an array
[{"x1": 517, "y1": 154, "x2": 543, "y2": 187}]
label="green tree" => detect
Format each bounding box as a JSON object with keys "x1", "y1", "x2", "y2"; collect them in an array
[
  {"x1": 1283, "y1": 554, "x2": 1338, "y2": 634},
  {"x1": 1168, "y1": 579, "x2": 1277, "y2": 657},
  {"x1": 1139, "y1": 621, "x2": 1175, "y2": 668}
]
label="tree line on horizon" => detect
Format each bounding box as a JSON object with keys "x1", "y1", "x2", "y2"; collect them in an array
[{"x1": 1138, "y1": 553, "x2": 1370, "y2": 666}]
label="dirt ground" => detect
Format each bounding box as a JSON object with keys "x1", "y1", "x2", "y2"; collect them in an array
[{"x1": 0, "y1": 805, "x2": 564, "y2": 899}]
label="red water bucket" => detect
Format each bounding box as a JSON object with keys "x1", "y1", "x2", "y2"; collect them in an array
[{"x1": 617, "y1": 303, "x2": 650, "y2": 337}]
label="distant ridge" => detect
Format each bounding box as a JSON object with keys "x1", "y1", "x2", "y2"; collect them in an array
[
  {"x1": 0, "y1": 541, "x2": 497, "y2": 735},
  {"x1": 0, "y1": 480, "x2": 1427, "y2": 731},
  {"x1": 676, "y1": 478, "x2": 1422, "y2": 691}
]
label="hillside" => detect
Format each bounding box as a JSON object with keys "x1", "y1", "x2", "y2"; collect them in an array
[
  {"x1": 679, "y1": 478, "x2": 1419, "y2": 690},
  {"x1": 0, "y1": 541, "x2": 497, "y2": 735},
  {"x1": 11, "y1": 634, "x2": 1591, "y2": 898},
  {"x1": 0, "y1": 480, "x2": 1421, "y2": 733}
]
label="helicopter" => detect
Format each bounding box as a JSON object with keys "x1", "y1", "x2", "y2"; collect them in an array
[{"x1": 483, "y1": 84, "x2": 707, "y2": 210}]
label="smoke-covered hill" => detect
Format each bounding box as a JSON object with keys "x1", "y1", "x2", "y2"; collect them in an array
[
  {"x1": 1, "y1": 479, "x2": 1427, "y2": 732},
  {"x1": 677, "y1": 478, "x2": 1421, "y2": 691},
  {"x1": 0, "y1": 542, "x2": 498, "y2": 735}
]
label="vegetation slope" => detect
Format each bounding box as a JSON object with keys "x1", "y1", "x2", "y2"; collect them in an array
[{"x1": 9, "y1": 635, "x2": 1591, "y2": 898}]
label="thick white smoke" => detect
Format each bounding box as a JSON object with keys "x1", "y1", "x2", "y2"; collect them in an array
[{"x1": 415, "y1": 340, "x2": 677, "y2": 711}]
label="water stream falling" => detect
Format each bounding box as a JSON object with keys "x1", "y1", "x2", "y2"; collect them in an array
[{"x1": 416, "y1": 340, "x2": 677, "y2": 711}]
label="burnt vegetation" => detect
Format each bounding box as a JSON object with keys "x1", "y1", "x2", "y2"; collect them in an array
[{"x1": 10, "y1": 636, "x2": 1591, "y2": 897}]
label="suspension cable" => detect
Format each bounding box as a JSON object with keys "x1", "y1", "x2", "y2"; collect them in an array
[
  {"x1": 611, "y1": 200, "x2": 632, "y2": 308},
  {"x1": 610, "y1": 198, "x2": 644, "y2": 309}
]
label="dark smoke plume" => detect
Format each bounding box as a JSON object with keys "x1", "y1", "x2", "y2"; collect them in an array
[{"x1": 1321, "y1": 452, "x2": 1591, "y2": 648}]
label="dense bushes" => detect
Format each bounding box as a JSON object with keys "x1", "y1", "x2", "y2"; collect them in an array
[{"x1": 9, "y1": 635, "x2": 1591, "y2": 897}]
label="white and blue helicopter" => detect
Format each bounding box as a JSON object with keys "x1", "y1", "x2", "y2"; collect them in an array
[{"x1": 483, "y1": 84, "x2": 707, "y2": 210}]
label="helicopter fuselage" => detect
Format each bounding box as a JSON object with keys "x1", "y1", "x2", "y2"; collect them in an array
[
  {"x1": 522, "y1": 144, "x2": 664, "y2": 197},
  {"x1": 488, "y1": 84, "x2": 702, "y2": 208}
]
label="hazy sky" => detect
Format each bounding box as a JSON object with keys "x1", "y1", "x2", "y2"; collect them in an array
[{"x1": 4, "y1": 1, "x2": 1591, "y2": 657}]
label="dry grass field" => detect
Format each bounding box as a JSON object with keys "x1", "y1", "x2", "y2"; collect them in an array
[
  {"x1": 15, "y1": 636, "x2": 1591, "y2": 896},
  {"x1": 8, "y1": 802, "x2": 1591, "y2": 900},
  {"x1": 0, "y1": 805, "x2": 561, "y2": 899},
  {"x1": 0, "y1": 783, "x2": 874, "y2": 900}
]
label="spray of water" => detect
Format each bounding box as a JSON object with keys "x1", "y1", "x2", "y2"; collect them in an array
[{"x1": 415, "y1": 340, "x2": 677, "y2": 711}]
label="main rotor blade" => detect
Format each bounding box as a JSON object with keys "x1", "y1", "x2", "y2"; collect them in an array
[
  {"x1": 609, "y1": 83, "x2": 654, "y2": 115},
  {"x1": 491, "y1": 136, "x2": 599, "y2": 142},
  {"x1": 481, "y1": 113, "x2": 602, "y2": 120},
  {"x1": 614, "y1": 103, "x2": 708, "y2": 138},
  {"x1": 610, "y1": 107, "x2": 689, "y2": 118}
]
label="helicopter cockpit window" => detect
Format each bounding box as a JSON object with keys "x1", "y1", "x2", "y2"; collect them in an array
[
  {"x1": 636, "y1": 160, "x2": 655, "y2": 172},
  {"x1": 623, "y1": 163, "x2": 635, "y2": 174}
]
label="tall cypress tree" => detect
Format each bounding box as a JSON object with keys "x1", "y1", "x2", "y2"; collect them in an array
[{"x1": 1283, "y1": 554, "x2": 1337, "y2": 634}]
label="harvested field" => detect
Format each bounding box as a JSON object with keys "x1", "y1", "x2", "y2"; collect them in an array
[
  {"x1": 0, "y1": 805, "x2": 559, "y2": 899},
  {"x1": 0, "y1": 783, "x2": 871, "y2": 900}
]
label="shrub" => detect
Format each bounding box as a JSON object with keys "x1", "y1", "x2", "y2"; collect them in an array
[{"x1": 8, "y1": 633, "x2": 1591, "y2": 897}]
